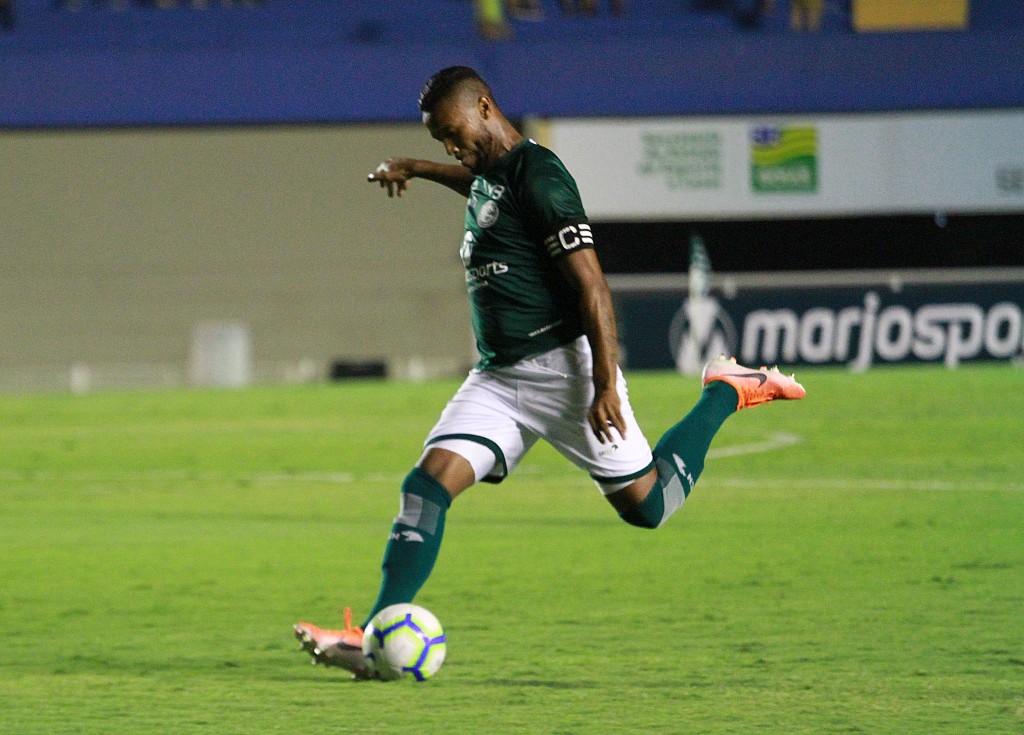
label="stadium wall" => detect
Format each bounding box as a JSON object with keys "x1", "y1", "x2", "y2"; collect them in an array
[
  {"x1": 1, "y1": 27, "x2": 1023, "y2": 126},
  {"x1": 0, "y1": 124, "x2": 472, "y2": 392},
  {"x1": 3, "y1": 5, "x2": 1023, "y2": 390}
]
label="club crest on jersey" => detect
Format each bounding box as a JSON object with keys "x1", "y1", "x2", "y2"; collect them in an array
[{"x1": 476, "y1": 200, "x2": 500, "y2": 229}]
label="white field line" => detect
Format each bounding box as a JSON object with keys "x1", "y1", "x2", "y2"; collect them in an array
[
  {"x1": 0, "y1": 434, "x2": 798, "y2": 487},
  {"x1": 710, "y1": 477, "x2": 1024, "y2": 492},
  {"x1": 707, "y1": 432, "x2": 802, "y2": 459},
  {"x1": 1, "y1": 435, "x2": 799, "y2": 486},
  {"x1": 262, "y1": 472, "x2": 1015, "y2": 492},
  {"x1": 1, "y1": 470, "x2": 1020, "y2": 493},
  {"x1": 3, "y1": 471, "x2": 1019, "y2": 493},
  {"x1": 4, "y1": 430, "x2": 1023, "y2": 492}
]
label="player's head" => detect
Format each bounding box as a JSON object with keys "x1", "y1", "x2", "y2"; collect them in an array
[
  {"x1": 419, "y1": 66, "x2": 504, "y2": 175},
  {"x1": 419, "y1": 66, "x2": 494, "y2": 117}
]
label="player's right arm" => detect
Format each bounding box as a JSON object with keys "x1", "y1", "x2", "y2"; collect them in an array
[{"x1": 367, "y1": 158, "x2": 474, "y2": 198}]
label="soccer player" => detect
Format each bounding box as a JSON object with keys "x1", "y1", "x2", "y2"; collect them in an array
[{"x1": 295, "y1": 66, "x2": 805, "y2": 678}]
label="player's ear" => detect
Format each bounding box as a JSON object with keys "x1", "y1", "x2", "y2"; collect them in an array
[{"x1": 477, "y1": 96, "x2": 492, "y2": 120}]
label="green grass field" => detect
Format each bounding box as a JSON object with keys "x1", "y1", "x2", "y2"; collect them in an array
[{"x1": 2, "y1": 366, "x2": 1022, "y2": 734}]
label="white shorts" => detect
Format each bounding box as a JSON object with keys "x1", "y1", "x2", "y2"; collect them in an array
[{"x1": 422, "y1": 336, "x2": 655, "y2": 493}]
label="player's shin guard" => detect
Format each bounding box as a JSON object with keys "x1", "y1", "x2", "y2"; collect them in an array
[
  {"x1": 364, "y1": 467, "x2": 451, "y2": 628},
  {"x1": 619, "y1": 381, "x2": 738, "y2": 529}
]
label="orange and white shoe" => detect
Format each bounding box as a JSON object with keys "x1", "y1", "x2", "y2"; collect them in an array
[
  {"x1": 294, "y1": 608, "x2": 374, "y2": 679},
  {"x1": 702, "y1": 356, "x2": 806, "y2": 410}
]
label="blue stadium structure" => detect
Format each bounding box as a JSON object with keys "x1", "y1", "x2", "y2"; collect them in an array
[{"x1": 0, "y1": 0, "x2": 1022, "y2": 126}]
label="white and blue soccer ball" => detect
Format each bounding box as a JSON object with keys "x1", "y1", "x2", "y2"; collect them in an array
[{"x1": 362, "y1": 604, "x2": 447, "y2": 681}]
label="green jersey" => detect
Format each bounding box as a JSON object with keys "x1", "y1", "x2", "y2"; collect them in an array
[{"x1": 461, "y1": 139, "x2": 594, "y2": 369}]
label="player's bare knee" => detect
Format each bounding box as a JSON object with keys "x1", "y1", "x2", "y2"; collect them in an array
[
  {"x1": 604, "y1": 477, "x2": 664, "y2": 529},
  {"x1": 417, "y1": 448, "x2": 474, "y2": 499},
  {"x1": 608, "y1": 469, "x2": 687, "y2": 530}
]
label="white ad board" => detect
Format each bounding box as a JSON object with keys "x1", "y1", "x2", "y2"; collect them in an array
[{"x1": 539, "y1": 110, "x2": 1024, "y2": 220}]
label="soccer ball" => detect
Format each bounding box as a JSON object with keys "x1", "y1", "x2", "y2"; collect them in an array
[{"x1": 362, "y1": 604, "x2": 447, "y2": 681}]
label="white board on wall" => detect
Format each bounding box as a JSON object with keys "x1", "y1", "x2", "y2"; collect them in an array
[{"x1": 537, "y1": 109, "x2": 1024, "y2": 220}]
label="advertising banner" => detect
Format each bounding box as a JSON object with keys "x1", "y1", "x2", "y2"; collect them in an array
[
  {"x1": 612, "y1": 271, "x2": 1024, "y2": 371},
  {"x1": 541, "y1": 110, "x2": 1024, "y2": 220}
]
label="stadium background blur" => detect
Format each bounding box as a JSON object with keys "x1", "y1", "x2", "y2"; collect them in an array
[{"x1": 1, "y1": 0, "x2": 1022, "y2": 391}]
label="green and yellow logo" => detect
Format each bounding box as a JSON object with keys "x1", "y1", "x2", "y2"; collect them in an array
[{"x1": 750, "y1": 125, "x2": 818, "y2": 193}]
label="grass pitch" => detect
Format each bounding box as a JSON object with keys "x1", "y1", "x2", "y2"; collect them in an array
[{"x1": 1, "y1": 366, "x2": 1022, "y2": 734}]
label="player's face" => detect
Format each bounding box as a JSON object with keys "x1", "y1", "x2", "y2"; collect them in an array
[{"x1": 424, "y1": 96, "x2": 494, "y2": 175}]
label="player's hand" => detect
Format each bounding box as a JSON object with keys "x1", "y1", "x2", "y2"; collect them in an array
[
  {"x1": 588, "y1": 386, "x2": 627, "y2": 444},
  {"x1": 367, "y1": 158, "x2": 416, "y2": 198}
]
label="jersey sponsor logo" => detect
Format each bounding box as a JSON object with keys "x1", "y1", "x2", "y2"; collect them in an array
[
  {"x1": 462, "y1": 231, "x2": 508, "y2": 290},
  {"x1": 466, "y1": 261, "x2": 509, "y2": 281},
  {"x1": 460, "y1": 231, "x2": 474, "y2": 268},
  {"x1": 545, "y1": 223, "x2": 594, "y2": 257},
  {"x1": 461, "y1": 230, "x2": 509, "y2": 290},
  {"x1": 476, "y1": 199, "x2": 500, "y2": 229},
  {"x1": 472, "y1": 180, "x2": 506, "y2": 201}
]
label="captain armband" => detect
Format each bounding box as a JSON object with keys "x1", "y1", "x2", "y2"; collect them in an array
[{"x1": 544, "y1": 222, "x2": 594, "y2": 258}]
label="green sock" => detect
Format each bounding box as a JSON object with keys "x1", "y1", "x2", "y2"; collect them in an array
[
  {"x1": 364, "y1": 467, "x2": 451, "y2": 628},
  {"x1": 620, "y1": 380, "x2": 738, "y2": 529}
]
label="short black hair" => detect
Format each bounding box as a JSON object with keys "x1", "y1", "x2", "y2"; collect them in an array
[{"x1": 418, "y1": 66, "x2": 493, "y2": 114}]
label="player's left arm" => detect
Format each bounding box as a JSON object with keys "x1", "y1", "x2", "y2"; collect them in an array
[
  {"x1": 518, "y1": 148, "x2": 625, "y2": 442},
  {"x1": 557, "y1": 249, "x2": 627, "y2": 444}
]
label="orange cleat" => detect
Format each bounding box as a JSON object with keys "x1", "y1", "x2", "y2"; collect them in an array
[
  {"x1": 294, "y1": 607, "x2": 374, "y2": 679},
  {"x1": 701, "y1": 355, "x2": 806, "y2": 410}
]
